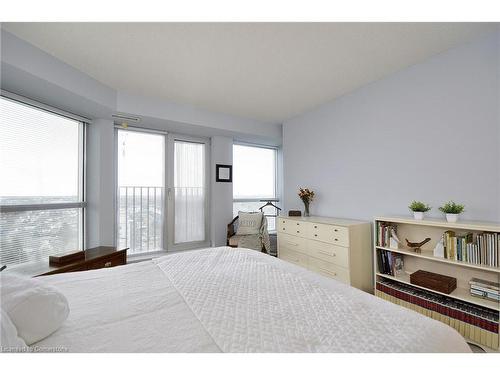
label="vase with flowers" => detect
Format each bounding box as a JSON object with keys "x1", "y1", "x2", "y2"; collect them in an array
[{"x1": 298, "y1": 188, "x2": 315, "y2": 217}]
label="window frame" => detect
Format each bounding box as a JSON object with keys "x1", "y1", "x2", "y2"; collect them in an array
[
  {"x1": 114, "y1": 126, "x2": 167, "y2": 255},
  {"x1": 113, "y1": 127, "x2": 211, "y2": 255},
  {"x1": 232, "y1": 142, "x2": 279, "y2": 202},
  {"x1": 0, "y1": 91, "x2": 88, "y2": 263}
]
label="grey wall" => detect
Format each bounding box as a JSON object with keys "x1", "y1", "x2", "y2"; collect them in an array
[
  {"x1": 86, "y1": 119, "x2": 115, "y2": 248},
  {"x1": 283, "y1": 30, "x2": 500, "y2": 222},
  {"x1": 210, "y1": 136, "x2": 234, "y2": 246}
]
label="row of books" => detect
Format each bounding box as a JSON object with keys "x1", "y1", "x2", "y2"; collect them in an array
[
  {"x1": 376, "y1": 249, "x2": 404, "y2": 276},
  {"x1": 470, "y1": 278, "x2": 500, "y2": 302},
  {"x1": 376, "y1": 222, "x2": 397, "y2": 248},
  {"x1": 442, "y1": 231, "x2": 499, "y2": 268},
  {"x1": 376, "y1": 279, "x2": 499, "y2": 349}
]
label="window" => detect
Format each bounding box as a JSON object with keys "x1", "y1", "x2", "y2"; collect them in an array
[
  {"x1": 233, "y1": 144, "x2": 278, "y2": 231},
  {"x1": 0, "y1": 96, "x2": 86, "y2": 266}
]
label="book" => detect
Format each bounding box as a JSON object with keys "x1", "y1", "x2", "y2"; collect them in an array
[
  {"x1": 440, "y1": 231, "x2": 500, "y2": 268},
  {"x1": 470, "y1": 288, "x2": 500, "y2": 302},
  {"x1": 469, "y1": 278, "x2": 500, "y2": 292}
]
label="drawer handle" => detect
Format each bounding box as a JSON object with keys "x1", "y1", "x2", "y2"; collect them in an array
[
  {"x1": 104, "y1": 261, "x2": 112, "y2": 267},
  {"x1": 282, "y1": 228, "x2": 286, "y2": 230},
  {"x1": 319, "y1": 267, "x2": 337, "y2": 277},
  {"x1": 296, "y1": 223, "x2": 300, "y2": 225},
  {"x1": 296, "y1": 230, "x2": 300, "y2": 233},
  {"x1": 318, "y1": 250, "x2": 336, "y2": 257},
  {"x1": 334, "y1": 229, "x2": 338, "y2": 232},
  {"x1": 314, "y1": 234, "x2": 318, "y2": 237},
  {"x1": 334, "y1": 238, "x2": 338, "y2": 241},
  {"x1": 314, "y1": 225, "x2": 318, "y2": 229}
]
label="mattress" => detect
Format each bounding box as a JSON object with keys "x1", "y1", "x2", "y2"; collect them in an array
[{"x1": 35, "y1": 247, "x2": 470, "y2": 352}]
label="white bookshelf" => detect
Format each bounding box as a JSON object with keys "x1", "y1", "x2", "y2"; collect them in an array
[{"x1": 373, "y1": 216, "x2": 500, "y2": 352}]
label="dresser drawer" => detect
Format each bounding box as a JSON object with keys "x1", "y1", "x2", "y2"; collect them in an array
[
  {"x1": 277, "y1": 218, "x2": 310, "y2": 237},
  {"x1": 277, "y1": 218, "x2": 292, "y2": 234},
  {"x1": 86, "y1": 252, "x2": 126, "y2": 270},
  {"x1": 278, "y1": 232, "x2": 308, "y2": 255},
  {"x1": 308, "y1": 223, "x2": 349, "y2": 247},
  {"x1": 278, "y1": 247, "x2": 308, "y2": 268},
  {"x1": 307, "y1": 239, "x2": 349, "y2": 268},
  {"x1": 308, "y1": 257, "x2": 350, "y2": 284}
]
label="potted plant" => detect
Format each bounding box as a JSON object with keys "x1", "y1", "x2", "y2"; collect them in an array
[
  {"x1": 439, "y1": 201, "x2": 465, "y2": 223},
  {"x1": 298, "y1": 188, "x2": 315, "y2": 217},
  {"x1": 408, "y1": 201, "x2": 431, "y2": 220}
]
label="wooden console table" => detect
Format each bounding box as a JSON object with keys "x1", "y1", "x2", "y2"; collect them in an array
[{"x1": 5, "y1": 246, "x2": 128, "y2": 277}]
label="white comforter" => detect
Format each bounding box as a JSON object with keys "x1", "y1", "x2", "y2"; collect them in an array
[{"x1": 36, "y1": 247, "x2": 470, "y2": 352}]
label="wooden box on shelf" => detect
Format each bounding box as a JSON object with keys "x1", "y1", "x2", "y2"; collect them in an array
[
  {"x1": 373, "y1": 216, "x2": 500, "y2": 352},
  {"x1": 410, "y1": 269, "x2": 457, "y2": 294}
]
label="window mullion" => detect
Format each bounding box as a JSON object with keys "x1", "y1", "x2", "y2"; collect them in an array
[{"x1": 0, "y1": 202, "x2": 86, "y2": 213}]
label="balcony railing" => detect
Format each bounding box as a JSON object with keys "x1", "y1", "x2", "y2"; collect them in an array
[{"x1": 117, "y1": 186, "x2": 164, "y2": 254}]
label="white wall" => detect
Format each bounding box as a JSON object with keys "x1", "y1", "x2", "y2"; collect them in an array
[
  {"x1": 117, "y1": 92, "x2": 281, "y2": 142},
  {"x1": 283, "y1": 31, "x2": 500, "y2": 222},
  {"x1": 210, "y1": 136, "x2": 234, "y2": 246},
  {"x1": 1, "y1": 31, "x2": 116, "y2": 119},
  {"x1": 86, "y1": 119, "x2": 115, "y2": 247}
]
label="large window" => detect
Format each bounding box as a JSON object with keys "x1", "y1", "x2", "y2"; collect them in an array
[
  {"x1": 233, "y1": 144, "x2": 278, "y2": 231},
  {"x1": 0, "y1": 96, "x2": 86, "y2": 266}
]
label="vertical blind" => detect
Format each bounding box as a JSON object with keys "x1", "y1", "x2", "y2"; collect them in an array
[
  {"x1": 0, "y1": 96, "x2": 85, "y2": 266},
  {"x1": 174, "y1": 140, "x2": 206, "y2": 244}
]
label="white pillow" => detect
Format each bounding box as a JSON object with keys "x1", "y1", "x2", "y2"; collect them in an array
[
  {"x1": 1, "y1": 308, "x2": 27, "y2": 350},
  {"x1": 236, "y1": 211, "x2": 263, "y2": 235},
  {"x1": 1, "y1": 273, "x2": 69, "y2": 345}
]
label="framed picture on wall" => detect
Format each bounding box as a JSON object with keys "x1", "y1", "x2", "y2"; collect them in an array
[{"x1": 216, "y1": 164, "x2": 232, "y2": 182}]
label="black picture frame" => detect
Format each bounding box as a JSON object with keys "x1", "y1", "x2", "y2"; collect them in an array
[{"x1": 216, "y1": 164, "x2": 232, "y2": 182}]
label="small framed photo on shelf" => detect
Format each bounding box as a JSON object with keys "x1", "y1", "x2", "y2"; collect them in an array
[{"x1": 216, "y1": 164, "x2": 232, "y2": 182}]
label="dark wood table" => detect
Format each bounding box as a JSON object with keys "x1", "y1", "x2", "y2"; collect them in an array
[{"x1": 5, "y1": 246, "x2": 128, "y2": 277}]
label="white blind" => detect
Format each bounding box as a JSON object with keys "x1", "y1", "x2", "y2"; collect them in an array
[
  {"x1": 0, "y1": 208, "x2": 82, "y2": 265},
  {"x1": 233, "y1": 144, "x2": 277, "y2": 199},
  {"x1": 174, "y1": 140, "x2": 206, "y2": 244},
  {"x1": 0, "y1": 96, "x2": 85, "y2": 266}
]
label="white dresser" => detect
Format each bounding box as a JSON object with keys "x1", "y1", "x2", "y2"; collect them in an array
[{"x1": 277, "y1": 215, "x2": 373, "y2": 292}]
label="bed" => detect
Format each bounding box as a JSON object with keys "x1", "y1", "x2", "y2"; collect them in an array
[{"x1": 34, "y1": 247, "x2": 470, "y2": 352}]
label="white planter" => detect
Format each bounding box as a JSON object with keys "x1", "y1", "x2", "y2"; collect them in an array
[
  {"x1": 446, "y1": 213, "x2": 459, "y2": 223},
  {"x1": 413, "y1": 212, "x2": 424, "y2": 220}
]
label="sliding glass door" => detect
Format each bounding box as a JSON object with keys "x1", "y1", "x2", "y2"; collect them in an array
[
  {"x1": 117, "y1": 129, "x2": 165, "y2": 254},
  {"x1": 116, "y1": 129, "x2": 209, "y2": 254}
]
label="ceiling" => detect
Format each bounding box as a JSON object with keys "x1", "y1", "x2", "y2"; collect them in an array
[{"x1": 2, "y1": 23, "x2": 496, "y2": 123}]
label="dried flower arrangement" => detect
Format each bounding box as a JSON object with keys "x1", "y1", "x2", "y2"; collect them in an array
[{"x1": 298, "y1": 188, "x2": 315, "y2": 216}]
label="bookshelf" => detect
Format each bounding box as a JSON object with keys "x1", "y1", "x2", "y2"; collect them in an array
[{"x1": 374, "y1": 216, "x2": 500, "y2": 352}]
